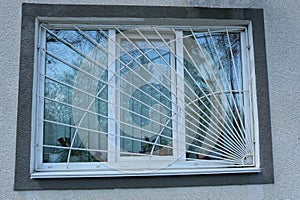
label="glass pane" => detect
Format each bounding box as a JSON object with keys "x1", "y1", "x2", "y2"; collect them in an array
[
  {"x1": 43, "y1": 29, "x2": 108, "y2": 162},
  {"x1": 183, "y1": 31, "x2": 243, "y2": 161},
  {"x1": 118, "y1": 37, "x2": 173, "y2": 157}
]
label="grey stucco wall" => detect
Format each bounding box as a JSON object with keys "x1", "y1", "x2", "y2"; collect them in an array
[{"x1": 0, "y1": 0, "x2": 299, "y2": 199}]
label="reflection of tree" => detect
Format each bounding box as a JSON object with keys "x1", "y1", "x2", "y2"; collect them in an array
[
  {"x1": 43, "y1": 28, "x2": 245, "y2": 163},
  {"x1": 203, "y1": 33, "x2": 245, "y2": 141},
  {"x1": 44, "y1": 30, "x2": 108, "y2": 162},
  {"x1": 199, "y1": 32, "x2": 243, "y2": 126},
  {"x1": 184, "y1": 60, "x2": 211, "y2": 159},
  {"x1": 183, "y1": 31, "x2": 244, "y2": 159}
]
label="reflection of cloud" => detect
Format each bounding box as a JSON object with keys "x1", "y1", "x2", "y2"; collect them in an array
[{"x1": 54, "y1": 94, "x2": 66, "y2": 102}]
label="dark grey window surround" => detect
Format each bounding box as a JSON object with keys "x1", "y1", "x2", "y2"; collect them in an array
[{"x1": 15, "y1": 3, "x2": 273, "y2": 190}]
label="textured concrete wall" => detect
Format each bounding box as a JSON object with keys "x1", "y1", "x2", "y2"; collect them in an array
[{"x1": 0, "y1": 0, "x2": 299, "y2": 199}]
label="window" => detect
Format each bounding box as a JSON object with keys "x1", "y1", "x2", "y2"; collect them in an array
[
  {"x1": 15, "y1": 4, "x2": 273, "y2": 190},
  {"x1": 33, "y1": 23, "x2": 259, "y2": 176}
]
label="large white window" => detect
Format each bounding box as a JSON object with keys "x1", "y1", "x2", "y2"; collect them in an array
[{"x1": 32, "y1": 20, "x2": 259, "y2": 177}]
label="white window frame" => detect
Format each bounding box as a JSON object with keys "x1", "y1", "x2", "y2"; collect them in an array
[
  {"x1": 31, "y1": 18, "x2": 260, "y2": 178},
  {"x1": 116, "y1": 31, "x2": 176, "y2": 160}
]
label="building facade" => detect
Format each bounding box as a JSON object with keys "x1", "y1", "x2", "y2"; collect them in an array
[{"x1": 0, "y1": 0, "x2": 299, "y2": 199}]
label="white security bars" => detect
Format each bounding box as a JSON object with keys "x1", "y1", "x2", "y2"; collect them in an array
[{"x1": 32, "y1": 22, "x2": 259, "y2": 177}]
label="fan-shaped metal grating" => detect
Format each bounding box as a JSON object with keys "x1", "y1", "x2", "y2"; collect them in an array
[{"x1": 38, "y1": 24, "x2": 257, "y2": 173}]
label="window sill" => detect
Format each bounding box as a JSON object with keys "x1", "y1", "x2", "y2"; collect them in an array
[{"x1": 31, "y1": 167, "x2": 261, "y2": 179}]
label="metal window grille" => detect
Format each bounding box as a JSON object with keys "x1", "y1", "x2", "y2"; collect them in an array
[{"x1": 32, "y1": 22, "x2": 259, "y2": 177}]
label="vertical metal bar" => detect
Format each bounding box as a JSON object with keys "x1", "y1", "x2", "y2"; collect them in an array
[
  {"x1": 247, "y1": 22, "x2": 259, "y2": 166},
  {"x1": 37, "y1": 25, "x2": 47, "y2": 168},
  {"x1": 241, "y1": 31, "x2": 252, "y2": 154}
]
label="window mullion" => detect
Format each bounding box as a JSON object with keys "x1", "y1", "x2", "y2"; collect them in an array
[
  {"x1": 107, "y1": 29, "x2": 117, "y2": 163},
  {"x1": 175, "y1": 31, "x2": 186, "y2": 160}
]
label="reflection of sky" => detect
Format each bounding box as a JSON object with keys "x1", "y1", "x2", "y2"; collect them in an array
[{"x1": 119, "y1": 39, "x2": 171, "y2": 77}]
